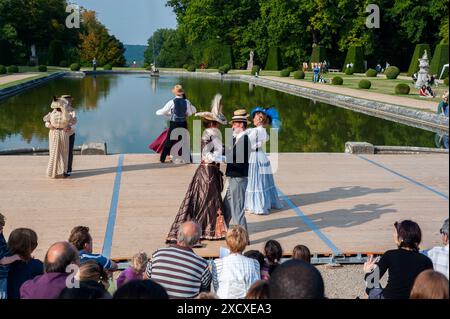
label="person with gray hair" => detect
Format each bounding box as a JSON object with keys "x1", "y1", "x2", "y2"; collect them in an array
[
  {"x1": 146, "y1": 221, "x2": 212, "y2": 299},
  {"x1": 426, "y1": 219, "x2": 449, "y2": 279}
]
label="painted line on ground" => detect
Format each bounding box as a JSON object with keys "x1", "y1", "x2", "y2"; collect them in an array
[
  {"x1": 277, "y1": 188, "x2": 342, "y2": 256},
  {"x1": 358, "y1": 155, "x2": 449, "y2": 201},
  {"x1": 102, "y1": 154, "x2": 125, "y2": 258}
]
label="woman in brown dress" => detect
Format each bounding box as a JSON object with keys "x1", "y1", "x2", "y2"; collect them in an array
[{"x1": 166, "y1": 94, "x2": 228, "y2": 244}]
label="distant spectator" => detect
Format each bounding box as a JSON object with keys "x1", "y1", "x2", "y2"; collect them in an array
[
  {"x1": 292, "y1": 245, "x2": 311, "y2": 264},
  {"x1": 244, "y1": 250, "x2": 265, "y2": 274},
  {"x1": 246, "y1": 280, "x2": 270, "y2": 299},
  {"x1": 117, "y1": 252, "x2": 148, "y2": 289},
  {"x1": 7, "y1": 228, "x2": 44, "y2": 300},
  {"x1": 92, "y1": 58, "x2": 97, "y2": 71},
  {"x1": 364, "y1": 220, "x2": 433, "y2": 299},
  {"x1": 419, "y1": 85, "x2": 433, "y2": 98},
  {"x1": 410, "y1": 270, "x2": 449, "y2": 299},
  {"x1": 313, "y1": 64, "x2": 320, "y2": 83},
  {"x1": 426, "y1": 219, "x2": 449, "y2": 279},
  {"x1": 269, "y1": 260, "x2": 325, "y2": 299},
  {"x1": 427, "y1": 85, "x2": 436, "y2": 98},
  {"x1": 113, "y1": 280, "x2": 168, "y2": 299},
  {"x1": 197, "y1": 292, "x2": 219, "y2": 299},
  {"x1": 412, "y1": 72, "x2": 418, "y2": 83},
  {"x1": 261, "y1": 240, "x2": 283, "y2": 280},
  {"x1": 146, "y1": 222, "x2": 211, "y2": 299},
  {"x1": 428, "y1": 75, "x2": 436, "y2": 87},
  {"x1": 212, "y1": 226, "x2": 260, "y2": 299},
  {"x1": 375, "y1": 64, "x2": 382, "y2": 73},
  {"x1": 437, "y1": 93, "x2": 449, "y2": 115},
  {"x1": 68, "y1": 226, "x2": 117, "y2": 271},
  {"x1": 20, "y1": 242, "x2": 79, "y2": 299}
]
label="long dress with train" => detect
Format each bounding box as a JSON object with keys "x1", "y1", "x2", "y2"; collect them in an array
[
  {"x1": 244, "y1": 125, "x2": 283, "y2": 215},
  {"x1": 166, "y1": 127, "x2": 228, "y2": 243}
]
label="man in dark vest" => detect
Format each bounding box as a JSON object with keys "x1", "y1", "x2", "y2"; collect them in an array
[
  {"x1": 156, "y1": 85, "x2": 197, "y2": 163},
  {"x1": 223, "y1": 109, "x2": 251, "y2": 238}
]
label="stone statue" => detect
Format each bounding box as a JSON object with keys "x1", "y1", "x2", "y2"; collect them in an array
[
  {"x1": 247, "y1": 50, "x2": 254, "y2": 71},
  {"x1": 415, "y1": 50, "x2": 430, "y2": 88},
  {"x1": 30, "y1": 44, "x2": 39, "y2": 65}
]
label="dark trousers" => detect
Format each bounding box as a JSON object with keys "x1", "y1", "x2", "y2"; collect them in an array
[
  {"x1": 160, "y1": 121, "x2": 189, "y2": 163},
  {"x1": 68, "y1": 134, "x2": 75, "y2": 173}
]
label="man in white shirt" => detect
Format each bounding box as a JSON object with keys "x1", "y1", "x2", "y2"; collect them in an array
[
  {"x1": 427, "y1": 219, "x2": 449, "y2": 279},
  {"x1": 156, "y1": 85, "x2": 196, "y2": 163}
]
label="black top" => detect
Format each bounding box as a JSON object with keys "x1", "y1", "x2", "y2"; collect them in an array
[
  {"x1": 365, "y1": 249, "x2": 433, "y2": 299},
  {"x1": 225, "y1": 135, "x2": 250, "y2": 178},
  {"x1": 171, "y1": 98, "x2": 187, "y2": 122},
  {"x1": 7, "y1": 259, "x2": 44, "y2": 300}
]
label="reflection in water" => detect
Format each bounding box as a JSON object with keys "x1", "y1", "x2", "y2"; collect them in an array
[{"x1": 0, "y1": 74, "x2": 435, "y2": 153}]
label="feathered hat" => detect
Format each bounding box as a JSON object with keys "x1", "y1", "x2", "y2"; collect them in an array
[{"x1": 196, "y1": 94, "x2": 228, "y2": 125}]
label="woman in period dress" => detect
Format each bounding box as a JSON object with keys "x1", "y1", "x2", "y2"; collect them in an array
[
  {"x1": 244, "y1": 107, "x2": 283, "y2": 215},
  {"x1": 166, "y1": 94, "x2": 228, "y2": 244},
  {"x1": 43, "y1": 97, "x2": 73, "y2": 178}
]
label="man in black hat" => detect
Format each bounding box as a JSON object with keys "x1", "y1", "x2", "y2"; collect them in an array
[{"x1": 223, "y1": 110, "x2": 251, "y2": 239}]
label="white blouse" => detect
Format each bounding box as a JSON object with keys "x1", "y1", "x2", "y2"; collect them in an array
[
  {"x1": 247, "y1": 125, "x2": 269, "y2": 151},
  {"x1": 201, "y1": 128, "x2": 224, "y2": 163}
]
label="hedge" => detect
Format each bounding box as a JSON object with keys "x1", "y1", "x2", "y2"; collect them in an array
[
  {"x1": 47, "y1": 40, "x2": 65, "y2": 66},
  {"x1": 358, "y1": 80, "x2": 372, "y2": 89},
  {"x1": 38, "y1": 65, "x2": 47, "y2": 72},
  {"x1": 251, "y1": 65, "x2": 260, "y2": 75},
  {"x1": 0, "y1": 65, "x2": 6, "y2": 74},
  {"x1": 445, "y1": 77, "x2": 449, "y2": 86},
  {"x1": 219, "y1": 64, "x2": 231, "y2": 74},
  {"x1": 59, "y1": 60, "x2": 68, "y2": 67},
  {"x1": 7, "y1": 65, "x2": 19, "y2": 73},
  {"x1": 366, "y1": 69, "x2": 378, "y2": 77},
  {"x1": 103, "y1": 64, "x2": 112, "y2": 70},
  {"x1": 70, "y1": 63, "x2": 80, "y2": 71},
  {"x1": 0, "y1": 40, "x2": 14, "y2": 65},
  {"x1": 265, "y1": 47, "x2": 282, "y2": 71},
  {"x1": 343, "y1": 46, "x2": 365, "y2": 73},
  {"x1": 408, "y1": 44, "x2": 431, "y2": 76},
  {"x1": 430, "y1": 44, "x2": 449, "y2": 78},
  {"x1": 395, "y1": 83, "x2": 411, "y2": 95},
  {"x1": 332, "y1": 76, "x2": 344, "y2": 85},
  {"x1": 385, "y1": 66, "x2": 400, "y2": 79},
  {"x1": 345, "y1": 67, "x2": 354, "y2": 75},
  {"x1": 286, "y1": 66, "x2": 295, "y2": 73},
  {"x1": 310, "y1": 45, "x2": 327, "y2": 64},
  {"x1": 280, "y1": 69, "x2": 290, "y2": 77},
  {"x1": 293, "y1": 71, "x2": 305, "y2": 79},
  {"x1": 187, "y1": 65, "x2": 196, "y2": 72}
]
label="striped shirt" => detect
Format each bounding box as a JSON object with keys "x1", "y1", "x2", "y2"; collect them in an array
[
  {"x1": 146, "y1": 245, "x2": 212, "y2": 299},
  {"x1": 212, "y1": 254, "x2": 261, "y2": 299}
]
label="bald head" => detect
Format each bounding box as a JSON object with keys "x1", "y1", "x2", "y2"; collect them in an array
[
  {"x1": 177, "y1": 222, "x2": 201, "y2": 247},
  {"x1": 44, "y1": 242, "x2": 79, "y2": 273}
]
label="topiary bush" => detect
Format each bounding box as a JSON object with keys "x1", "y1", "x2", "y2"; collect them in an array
[
  {"x1": 70, "y1": 63, "x2": 80, "y2": 71},
  {"x1": 7, "y1": 65, "x2": 19, "y2": 73},
  {"x1": 345, "y1": 67, "x2": 354, "y2": 75},
  {"x1": 359, "y1": 79, "x2": 372, "y2": 89},
  {"x1": 430, "y1": 44, "x2": 449, "y2": 78},
  {"x1": 38, "y1": 65, "x2": 47, "y2": 72},
  {"x1": 332, "y1": 76, "x2": 344, "y2": 85},
  {"x1": 103, "y1": 64, "x2": 112, "y2": 70},
  {"x1": 343, "y1": 46, "x2": 365, "y2": 73},
  {"x1": 366, "y1": 68, "x2": 378, "y2": 77},
  {"x1": 408, "y1": 44, "x2": 431, "y2": 76},
  {"x1": 395, "y1": 83, "x2": 411, "y2": 95},
  {"x1": 265, "y1": 47, "x2": 282, "y2": 71},
  {"x1": 187, "y1": 65, "x2": 196, "y2": 72},
  {"x1": 286, "y1": 66, "x2": 295, "y2": 73},
  {"x1": 218, "y1": 64, "x2": 231, "y2": 74},
  {"x1": 444, "y1": 77, "x2": 449, "y2": 86},
  {"x1": 293, "y1": 70, "x2": 305, "y2": 79},
  {"x1": 0, "y1": 65, "x2": 6, "y2": 74},
  {"x1": 59, "y1": 60, "x2": 68, "y2": 67},
  {"x1": 47, "y1": 40, "x2": 65, "y2": 66},
  {"x1": 251, "y1": 65, "x2": 260, "y2": 75},
  {"x1": 385, "y1": 66, "x2": 400, "y2": 79},
  {"x1": 280, "y1": 69, "x2": 291, "y2": 77},
  {"x1": 310, "y1": 45, "x2": 327, "y2": 66},
  {"x1": 183, "y1": 64, "x2": 189, "y2": 70}
]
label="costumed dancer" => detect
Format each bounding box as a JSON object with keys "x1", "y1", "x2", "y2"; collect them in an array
[
  {"x1": 166, "y1": 94, "x2": 228, "y2": 244},
  {"x1": 244, "y1": 107, "x2": 283, "y2": 215}
]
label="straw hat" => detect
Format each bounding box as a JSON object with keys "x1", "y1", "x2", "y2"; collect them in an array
[
  {"x1": 231, "y1": 109, "x2": 251, "y2": 124},
  {"x1": 196, "y1": 94, "x2": 228, "y2": 125},
  {"x1": 50, "y1": 96, "x2": 69, "y2": 110},
  {"x1": 172, "y1": 85, "x2": 185, "y2": 96}
]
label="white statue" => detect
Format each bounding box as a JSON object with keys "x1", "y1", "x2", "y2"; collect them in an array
[
  {"x1": 247, "y1": 50, "x2": 254, "y2": 71},
  {"x1": 415, "y1": 50, "x2": 430, "y2": 88}
]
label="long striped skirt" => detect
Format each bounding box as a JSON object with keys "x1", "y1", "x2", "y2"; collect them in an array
[{"x1": 47, "y1": 129, "x2": 70, "y2": 178}]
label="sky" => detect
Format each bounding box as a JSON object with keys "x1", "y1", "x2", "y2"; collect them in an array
[{"x1": 73, "y1": 0, "x2": 177, "y2": 45}]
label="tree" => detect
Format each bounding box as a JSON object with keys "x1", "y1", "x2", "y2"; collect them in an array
[{"x1": 144, "y1": 29, "x2": 176, "y2": 66}]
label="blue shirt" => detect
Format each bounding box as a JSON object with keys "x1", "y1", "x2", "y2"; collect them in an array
[
  {"x1": 79, "y1": 250, "x2": 113, "y2": 270},
  {"x1": 7, "y1": 259, "x2": 44, "y2": 300},
  {"x1": 0, "y1": 233, "x2": 10, "y2": 279}
]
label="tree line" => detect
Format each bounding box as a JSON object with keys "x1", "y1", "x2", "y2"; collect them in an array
[
  {"x1": 145, "y1": 0, "x2": 448, "y2": 70},
  {"x1": 0, "y1": 0, "x2": 125, "y2": 67}
]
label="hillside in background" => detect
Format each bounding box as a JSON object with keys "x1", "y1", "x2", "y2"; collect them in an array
[{"x1": 124, "y1": 44, "x2": 148, "y2": 67}]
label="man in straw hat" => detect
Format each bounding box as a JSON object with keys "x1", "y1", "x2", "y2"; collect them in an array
[
  {"x1": 156, "y1": 85, "x2": 197, "y2": 163},
  {"x1": 223, "y1": 109, "x2": 251, "y2": 238}
]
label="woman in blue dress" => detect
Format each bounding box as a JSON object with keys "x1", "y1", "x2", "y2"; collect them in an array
[{"x1": 244, "y1": 107, "x2": 283, "y2": 215}]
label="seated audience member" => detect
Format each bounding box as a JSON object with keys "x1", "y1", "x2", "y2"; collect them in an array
[
  {"x1": 437, "y1": 93, "x2": 449, "y2": 115},
  {"x1": 269, "y1": 260, "x2": 325, "y2": 299},
  {"x1": 146, "y1": 222, "x2": 211, "y2": 299},
  {"x1": 7, "y1": 228, "x2": 44, "y2": 300},
  {"x1": 426, "y1": 219, "x2": 449, "y2": 279},
  {"x1": 419, "y1": 85, "x2": 433, "y2": 98},
  {"x1": 261, "y1": 240, "x2": 283, "y2": 280},
  {"x1": 427, "y1": 85, "x2": 436, "y2": 98},
  {"x1": 246, "y1": 280, "x2": 270, "y2": 299},
  {"x1": 113, "y1": 280, "x2": 168, "y2": 299},
  {"x1": 196, "y1": 292, "x2": 219, "y2": 299},
  {"x1": 244, "y1": 250, "x2": 265, "y2": 275},
  {"x1": 59, "y1": 285, "x2": 108, "y2": 300},
  {"x1": 117, "y1": 252, "x2": 148, "y2": 289},
  {"x1": 364, "y1": 220, "x2": 433, "y2": 299},
  {"x1": 20, "y1": 242, "x2": 80, "y2": 299},
  {"x1": 410, "y1": 270, "x2": 449, "y2": 299},
  {"x1": 212, "y1": 226, "x2": 260, "y2": 299},
  {"x1": 292, "y1": 245, "x2": 312, "y2": 264},
  {"x1": 68, "y1": 226, "x2": 117, "y2": 272}
]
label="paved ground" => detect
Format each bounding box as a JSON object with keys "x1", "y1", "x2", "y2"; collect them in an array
[
  {"x1": 0, "y1": 73, "x2": 42, "y2": 86},
  {"x1": 0, "y1": 153, "x2": 447, "y2": 262},
  {"x1": 264, "y1": 76, "x2": 439, "y2": 112}
]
